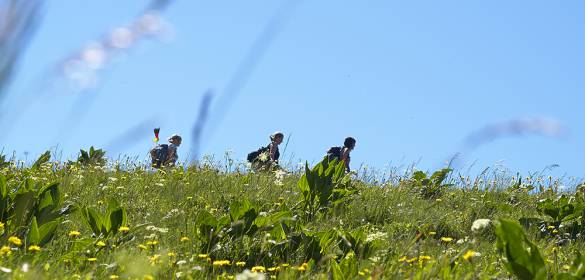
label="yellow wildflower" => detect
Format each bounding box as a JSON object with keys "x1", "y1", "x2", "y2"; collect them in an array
[
  {"x1": 168, "y1": 252, "x2": 177, "y2": 258},
  {"x1": 87, "y1": 257, "x2": 97, "y2": 262},
  {"x1": 440, "y1": 237, "x2": 454, "y2": 243},
  {"x1": 463, "y1": 250, "x2": 479, "y2": 261},
  {"x1": 406, "y1": 257, "x2": 418, "y2": 264},
  {"x1": 149, "y1": 254, "x2": 160, "y2": 264},
  {"x1": 563, "y1": 265, "x2": 571, "y2": 270},
  {"x1": 398, "y1": 256, "x2": 408, "y2": 262},
  {"x1": 138, "y1": 244, "x2": 148, "y2": 250},
  {"x1": 96, "y1": 241, "x2": 106, "y2": 247},
  {"x1": 428, "y1": 232, "x2": 437, "y2": 236},
  {"x1": 267, "y1": 266, "x2": 280, "y2": 272},
  {"x1": 0, "y1": 246, "x2": 11, "y2": 256},
  {"x1": 358, "y1": 271, "x2": 366, "y2": 276},
  {"x1": 547, "y1": 225, "x2": 556, "y2": 230},
  {"x1": 419, "y1": 256, "x2": 432, "y2": 261},
  {"x1": 297, "y1": 262, "x2": 308, "y2": 271},
  {"x1": 28, "y1": 245, "x2": 41, "y2": 253},
  {"x1": 8, "y1": 236, "x2": 22, "y2": 247},
  {"x1": 109, "y1": 275, "x2": 120, "y2": 280},
  {"x1": 236, "y1": 261, "x2": 246, "y2": 267},
  {"x1": 212, "y1": 260, "x2": 231, "y2": 267},
  {"x1": 146, "y1": 240, "x2": 158, "y2": 246},
  {"x1": 119, "y1": 226, "x2": 130, "y2": 233},
  {"x1": 69, "y1": 231, "x2": 81, "y2": 238},
  {"x1": 180, "y1": 237, "x2": 190, "y2": 242},
  {"x1": 251, "y1": 266, "x2": 266, "y2": 273},
  {"x1": 197, "y1": 254, "x2": 209, "y2": 259},
  {"x1": 0, "y1": 222, "x2": 4, "y2": 230},
  {"x1": 280, "y1": 263, "x2": 289, "y2": 267}
]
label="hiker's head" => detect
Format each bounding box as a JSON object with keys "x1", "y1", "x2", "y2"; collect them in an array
[
  {"x1": 270, "y1": 131, "x2": 284, "y2": 145},
  {"x1": 168, "y1": 134, "x2": 182, "y2": 146},
  {"x1": 344, "y1": 137, "x2": 356, "y2": 150}
]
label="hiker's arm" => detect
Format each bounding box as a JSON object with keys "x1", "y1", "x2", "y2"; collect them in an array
[
  {"x1": 269, "y1": 144, "x2": 277, "y2": 162},
  {"x1": 341, "y1": 149, "x2": 351, "y2": 172}
]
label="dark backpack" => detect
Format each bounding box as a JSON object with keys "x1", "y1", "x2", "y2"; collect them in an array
[
  {"x1": 150, "y1": 144, "x2": 169, "y2": 168},
  {"x1": 247, "y1": 145, "x2": 270, "y2": 162},
  {"x1": 327, "y1": 146, "x2": 343, "y2": 161}
]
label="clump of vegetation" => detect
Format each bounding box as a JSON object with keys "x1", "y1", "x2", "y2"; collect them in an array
[{"x1": 0, "y1": 150, "x2": 582, "y2": 279}]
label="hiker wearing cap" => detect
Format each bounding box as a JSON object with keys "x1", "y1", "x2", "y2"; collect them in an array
[
  {"x1": 247, "y1": 131, "x2": 284, "y2": 170},
  {"x1": 150, "y1": 133, "x2": 182, "y2": 168},
  {"x1": 327, "y1": 137, "x2": 356, "y2": 172},
  {"x1": 165, "y1": 134, "x2": 182, "y2": 166}
]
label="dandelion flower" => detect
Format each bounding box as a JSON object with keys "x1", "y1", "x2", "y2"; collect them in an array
[
  {"x1": 419, "y1": 256, "x2": 431, "y2": 261},
  {"x1": 441, "y1": 237, "x2": 454, "y2": 243},
  {"x1": 428, "y1": 231, "x2": 437, "y2": 236},
  {"x1": 197, "y1": 254, "x2": 209, "y2": 259},
  {"x1": 68, "y1": 231, "x2": 81, "y2": 238},
  {"x1": 28, "y1": 245, "x2": 41, "y2": 253},
  {"x1": 149, "y1": 254, "x2": 160, "y2": 264},
  {"x1": 138, "y1": 244, "x2": 148, "y2": 250},
  {"x1": 119, "y1": 226, "x2": 130, "y2": 233},
  {"x1": 236, "y1": 261, "x2": 246, "y2": 267},
  {"x1": 146, "y1": 240, "x2": 158, "y2": 246},
  {"x1": 8, "y1": 236, "x2": 22, "y2": 247},
  {"x1": 267, "y1": 266, "x2": 280, "y2": 272},
  {"x1": 0, "y1": 246, "x2": 11, "y2": 256},
  {"x1": 462, "y1": 250, "x2": 481, "y2": 261},
  {"x1": 87, "y1": 258, "x2": 98, "y2": 262},
  {"x1": 109, "y1": 275, "x2": 119, "y2": 279},
  {"x1": 168, "y1": 252, "x2": 177, "y2": 258},
  {"x1": 213, "y1": 260, "x2": 231, "y2": 267},
  {"x1": 251, "y1": 266, "x2": 266, "y2": 273},
  {"x1": 297, "y1": 262, "x2": 308, "y2": 271},
  {"x1": 180, "y1": 237, "x2": 190, "y2": 242},
  {"x1": 96, "y1": 241, "x2": 106, "y2": 247}
]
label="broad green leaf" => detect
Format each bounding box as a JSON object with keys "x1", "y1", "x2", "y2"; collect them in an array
[
  {"x1": 32, "y1": 151, "x2": 51, "y2": 169},
  {"x1": 330, "y1": 260, "x2": 344, "y2": 280},
  {"x1": 27, "y1": 216, "x2": 40, "y2": 245},
  {"x1": 108, "y1": 207, "x2": 126, "y2": 235},
  {"x1": 12, "y1": 190, "x2": 35, "y2": 230},
  {"x1": 496, "y1": 219, "x2": 547, "y2": 280},
  {"x1": 38, "y1": 220, "x2": 58, "y2": 246},
  {"x1": 230, "y1": 199, "x2": 252, "y2": 221},
  {"x1": 82, "y1": 207, "x2": 103, "y2": 236}
]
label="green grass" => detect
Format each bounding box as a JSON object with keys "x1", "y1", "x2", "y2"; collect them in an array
[{"x1": 0, "y1": 154, "x2": 583, "y2": 280}]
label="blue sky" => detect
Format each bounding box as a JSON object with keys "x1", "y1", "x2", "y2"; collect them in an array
[{"x1": 2, "y1": 0, "x2": 584, "y2": 178}]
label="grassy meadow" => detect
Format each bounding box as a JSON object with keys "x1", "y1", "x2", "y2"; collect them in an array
[{"x1": 0, "y1": 148, "x2": 584, "y2": 280}]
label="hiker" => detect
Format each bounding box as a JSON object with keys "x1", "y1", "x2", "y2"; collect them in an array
[
  {"x1": 326, "y1": 137, "x2": 356, "y2": 172},
  {"x1": 247, "y1": 131, "x2": 284, "y2": 170},
  {"x1": 150, "y1": 134, "x2": 182, "y2": 168}
]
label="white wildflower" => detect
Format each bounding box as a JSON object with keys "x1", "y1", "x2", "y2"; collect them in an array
[
  {"x1": 366, "y1": 232, "x2": 387, "y2": 242},
  {"x1": 236, "y1": 269, "x2": 265, "y2": 280},
  {"x1": 471, "y1": 219, "x2": 491, "y2": 232}
]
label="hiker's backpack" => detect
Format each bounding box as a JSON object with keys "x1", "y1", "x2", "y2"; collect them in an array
[
  {"x1": 327, "y1": 146, "x2": 343, "y2": 162},
  {"x1": 150, "y1": 144, "x2": 169, "y2": 168},
  {"x1": 247, "y1": 145, "x2": 270, "y2": 163}
]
